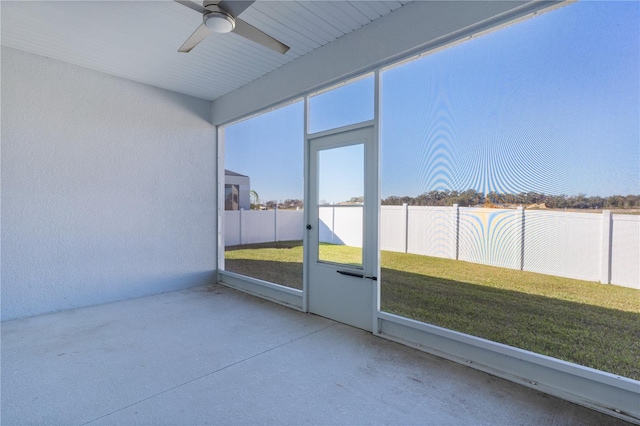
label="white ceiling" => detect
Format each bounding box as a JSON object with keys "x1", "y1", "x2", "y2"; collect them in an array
[{"x1": 1, "y1": 1, "x2": 411, "y2": 101}]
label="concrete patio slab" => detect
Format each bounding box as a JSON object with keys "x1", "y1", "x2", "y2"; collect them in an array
[{"x1": 1, "y1": 284, "x2": 631, "y2": 425}]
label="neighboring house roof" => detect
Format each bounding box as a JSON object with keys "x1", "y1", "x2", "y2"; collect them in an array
[{"x1": 224, "y1": 169, "x2": 248, "y2": 177}]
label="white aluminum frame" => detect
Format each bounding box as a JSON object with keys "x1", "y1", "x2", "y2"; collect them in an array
[{"x1": 215, "y1": 3, "x2": 640, "y2": 421}]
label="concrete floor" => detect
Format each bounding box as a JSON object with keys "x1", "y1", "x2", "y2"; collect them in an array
[{"x1": 1, "y1": 284, "x2": 631, "y2": 425}]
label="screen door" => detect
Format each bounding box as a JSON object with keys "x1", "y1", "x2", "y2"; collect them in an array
[{"x1": 306, "y1": 126, "x2": 378, "y2": 331}]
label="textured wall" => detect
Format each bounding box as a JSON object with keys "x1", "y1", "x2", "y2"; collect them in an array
[{"x1": 1, "y1": 47, "x2": 217, "y2": 321}]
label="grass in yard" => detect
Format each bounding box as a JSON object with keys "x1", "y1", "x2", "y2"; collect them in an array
[
  {"x1": 223, "y1": 241, "x2": 640, "y2": 380},
  {"x1": 380, "y1": 252, "x2": 640, "y2": 380},
  {"x1": 224, "y1": 242, "x2": 361, "y2": 288},
  {"x1": 319, "y1": 243, "x2": 363, "y2": 266},
  {"x1": 225, "y1": 241, "x2": 304, "y2": 289}
]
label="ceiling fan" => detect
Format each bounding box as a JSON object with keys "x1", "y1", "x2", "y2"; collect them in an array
[{"x1": 174, "y1": 0, "x2": 290, "y2": 54}]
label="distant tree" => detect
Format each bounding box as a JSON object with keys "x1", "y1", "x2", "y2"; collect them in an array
[
  {"x1": 486, "y1": 191, "x2": 501, "y2": 205},
  {"x1": 457, "y1": 189, "x2": 484, "y2": 207},
  {"x1": 525, "y1": 191, "x2": 543, "y2": 205},
  {"x1": 250, "y1": 190, "x2": 260, "y2": 209},
  {"x1": 589, "y1": 196, "x2": 605, "y2": 209},
  {"x1": 381, "y1": 196, "x2": 404, "y2": 206},
  {"x1": 607, "y1": 195, "x2": 623, "y2": 208},
  {"x1": 283, "y1": 199, "x2": 304, "y2": 209}
]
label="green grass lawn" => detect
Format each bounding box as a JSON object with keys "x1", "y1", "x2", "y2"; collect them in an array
[{"x1": 224, "y1": 241, "x2": 640, "y2": 380}]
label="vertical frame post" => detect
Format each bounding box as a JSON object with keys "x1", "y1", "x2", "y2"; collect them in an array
[
  {"x1": 274, "y1": 206, "x2": 278, "y2": 242},
  {"x1": 302, "y1": 95, "x2": 311, "y2": 313},
  {"x1": 402, "y1": 203, "x2": 409, "y2": 254},
  {"x1": 600, "y1": 210, "x2": 612, "y2": 284},
  {"x1": 372, "y1": 69, "x2": 382, "y2": 334},
  {"x1": 452, "y1": 204, "x2": 460, "y2": 260},
  {"x1": 217, "y1": 126, "x2": 225, "y2": 274},
  {"x1": 518, "y1": 206, "x2": 525, "y2": 271}
]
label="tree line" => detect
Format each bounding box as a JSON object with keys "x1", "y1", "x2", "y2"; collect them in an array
[
  {"x1": 262, "y1": 199, "x2": 304, "y2": 209},
  {"x1": 258, "y1": 192, "x2": 639, "y2": 210},
  {"x1": 381, "y1": 190, "x2": 640, "y2": 209}
]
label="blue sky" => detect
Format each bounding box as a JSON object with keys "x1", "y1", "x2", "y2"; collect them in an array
[
  {"x1": 318, "y1": 143, "x2": 364, "y2": 204},
  {"x1": 225, "y1": 1, "x2": 639, "y2": 203}
]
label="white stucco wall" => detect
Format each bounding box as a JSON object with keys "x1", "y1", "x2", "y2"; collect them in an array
[{"x1": 1, "y1": 47, "x2": 216, "y2": 321}]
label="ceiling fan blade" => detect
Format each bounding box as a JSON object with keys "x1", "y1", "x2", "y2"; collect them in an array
[
  {"x1": 218, "y1": 1, "x2": 255, "y2": 17},
  {"x1": 178, "y1": 23, "x2": 213, "y2": 52},
  {"x1": 174, "y1": 0, "x2": 206, "y2": 14},
  {"x1": 233, "y1": 18, "x2": 290, "y2": 54}
]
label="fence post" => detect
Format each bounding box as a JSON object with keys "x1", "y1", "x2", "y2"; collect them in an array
[
  {"x1": 274, "y1": 206, "x2": 278, "y2": 242},
  {"x1": 402, "y1": 203, "x2": 409, "y2": 253},
  {"x1": 452, "y1": 204, "x2": 459, "y2": 260},
  {"x1": 600, "y1": 210, "x2": 612, "y2": 284},
  {"x1": 518, "y1": 206, "x2": 525, "y2": 271},
  {"x1": 331, "y1": 205, "x2": 336, "y2": 244},
  {"x1": 239, "y1": 208, "x2": 244, "y2": 245}
]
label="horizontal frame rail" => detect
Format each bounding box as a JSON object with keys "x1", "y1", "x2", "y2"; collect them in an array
[
  {"x1": 376, "y1": 311, "x2": 640, "y2": 424},
  {"x1": 218, "y1": 271, "x2": 303, "y2": 311}
]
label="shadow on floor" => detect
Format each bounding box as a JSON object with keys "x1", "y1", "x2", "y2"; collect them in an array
[{"x1": 223, "y1": 257, "x2": 640, "y2": 380}]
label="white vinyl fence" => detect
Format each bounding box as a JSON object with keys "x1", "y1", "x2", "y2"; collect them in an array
[
  {"x1": 225, "y1": 208, "x2": 304, "y2": 246},
  {"x1": 225, "y1": 206, "x2": 640, "y2": 289}
]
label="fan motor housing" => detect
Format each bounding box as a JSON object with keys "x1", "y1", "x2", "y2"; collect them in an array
[{"x1": 203, "y1": 6, "x2": 235, "y2": 33}]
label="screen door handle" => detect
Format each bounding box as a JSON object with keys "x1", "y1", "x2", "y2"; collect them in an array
[
  {"x1": 337, "y1": 270, "x2": 363, "y2": 278},
  {"x1": 336, "y1": 270, "x2": 377, "y2": 281}
]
